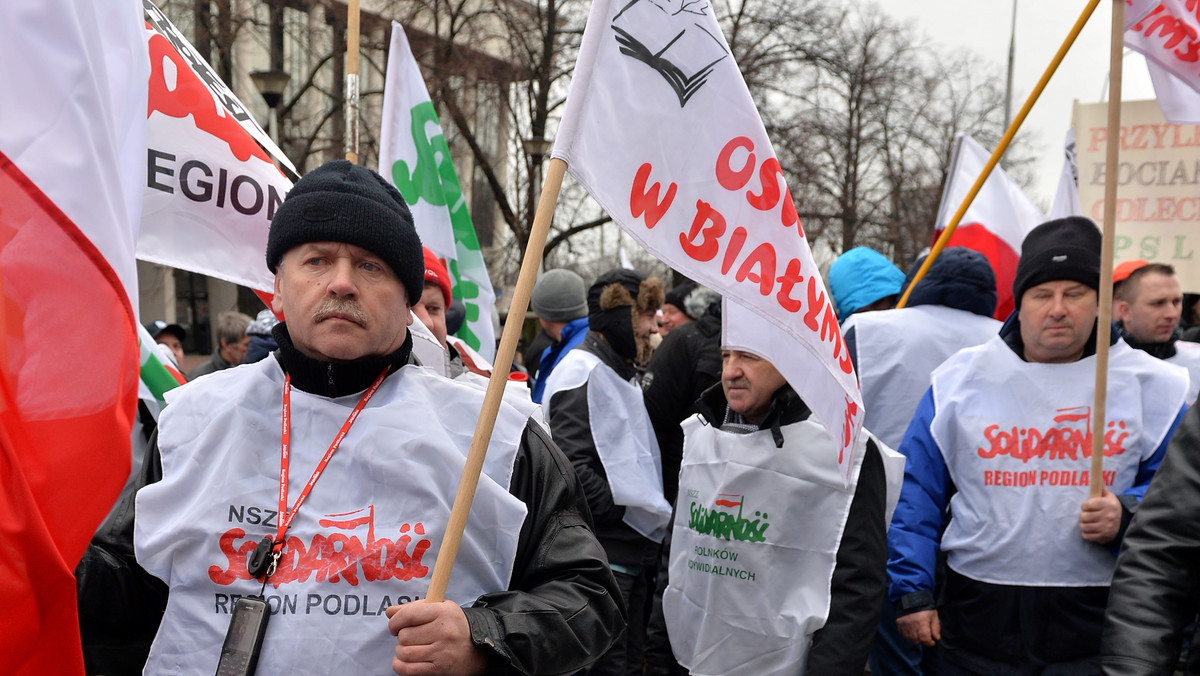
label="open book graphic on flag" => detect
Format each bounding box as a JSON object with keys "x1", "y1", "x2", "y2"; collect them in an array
[{"x1": 553, "y1": 0, "x2": 862, "y2": 483}]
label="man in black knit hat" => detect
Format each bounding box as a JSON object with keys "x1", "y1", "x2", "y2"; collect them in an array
[
  {"x1": 76, "y1": 160, "x2": 623, "y2": 675},
  {"x1": 887, "y1": 217, "x2": 1190, "y2": 674},
  {"x1": 541, "y1": 268, "x2": 671, "y2": 676}
]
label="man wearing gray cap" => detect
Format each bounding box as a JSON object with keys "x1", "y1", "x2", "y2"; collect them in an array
[
  {"x1": 77, "y1": 161, "x2": 623, "y2": 676},
  {"x1": 529, "y1": 268, "x2": 589, "y2": 403}
]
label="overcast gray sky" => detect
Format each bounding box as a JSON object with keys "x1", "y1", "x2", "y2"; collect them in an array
[{"x1": 878, "y1": 1, "x2": 1156, "y2": 208}]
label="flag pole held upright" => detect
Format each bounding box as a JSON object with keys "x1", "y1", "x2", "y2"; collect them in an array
[
  {"x1": 345, "y1": 0, "x2": 360, "y2": 163},
  {"x1": 1091, "y1": 0, "x2": 1125, "y2": 498},
  {"x1": 897, "y1": 0, "x2": 1102, "y2": 308},
  {"x1": 422, "y1": 158, "x2": 568, "y2": 602}
]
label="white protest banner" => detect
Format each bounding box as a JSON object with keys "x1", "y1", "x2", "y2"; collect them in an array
[
  {"x1": 1125, "y1": 0, "x2": 1200, "y2": 123},
  {"x1": 1074, "y1": 99, "x2": 1200, "y2": 289},
  {"x1": 553, "y1": 0, "x2": 862, "y2": 482},
  {"x1": 379, "y1": 22, "x2": 497, "y2": 359},
  {"x1": 139, "y1": 0, "x2": 295, "y2": 293}
]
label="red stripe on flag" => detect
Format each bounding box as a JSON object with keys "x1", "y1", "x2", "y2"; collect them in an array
[
  {"x1": 936, "y1": 222, "x2": 1021, "y2": 321},
  {"x1": 0, "y1": 152, "x2": 137, "y2": 673}
]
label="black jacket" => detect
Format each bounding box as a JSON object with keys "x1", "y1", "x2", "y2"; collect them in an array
[
  {"x1": 1101, "y1": 404, "x2": 1200, "y2": 676},
  {"x1": 77, "y1": 325, "x2": 625, "y2": 675},
  {"x1": 641, "y1": 310, "x2": 722, "y2": 505},
  {"x1": 544, "y1": 331, "x2": 660, "y2": 568},
  {"x1": 644, "y1": 384, "x2": 888, "y2": 675}
]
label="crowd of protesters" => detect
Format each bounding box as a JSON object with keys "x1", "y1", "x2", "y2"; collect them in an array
[{"x1": 86, "y1": 161, "x2": 1200, "y2": 675}]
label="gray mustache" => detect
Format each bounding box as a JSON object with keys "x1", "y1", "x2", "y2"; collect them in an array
[{"x1": 313, "y1": 297, "x2": 368, "y2": 324}]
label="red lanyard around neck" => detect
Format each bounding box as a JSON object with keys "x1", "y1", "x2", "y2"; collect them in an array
[{"x1": 271, "y1": 368, "x2": 388, "y2": 556}]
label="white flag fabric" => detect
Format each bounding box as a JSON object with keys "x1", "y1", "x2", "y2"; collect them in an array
[
  {"x1": 934, "y1": 134, "x2": 1045, "y2": 320},
  {"x1": 379, "y1": 22, "x2": 497, "y2": 359},
  {"x1": 1049, "y1": 129, "x2": 1083, "y2": 219},
  {"x1": 1145, "y1": 55, "x2": 1200, "y2": 123},
  {"x1": 1126, "y1": 0, "x2": 1200, "y2": 123},
  {"x1": 139, "y1": 1, "x2": 294, "y2": 293},
  {"x1": 553, "y1": 0, "x2": 862, "y2": 482}
]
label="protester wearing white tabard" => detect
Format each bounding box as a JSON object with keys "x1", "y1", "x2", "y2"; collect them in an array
[
  {"x1": 542, "y1": 268, "x2": 671, "y2": 676},
  {"x1": 649, "y1": 347, "x2": 898, "y2": 676},
  {"x1": 76, "y1": 161, "x2": 624, "y2": 676},
  {"x1": 888, "y1": 217, "x2": 1189, "y2": 675},
  {"x1": 1113, "y1": 261, "x2": 1200, "y2": 405}
]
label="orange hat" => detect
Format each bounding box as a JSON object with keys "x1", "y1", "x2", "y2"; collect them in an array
[
  {"x1": 1113, "y1": 259, "x2": 1149, "y2": 284},
  {"x1": 422, "y1": 247, "x2": 452, "y2": 305}
]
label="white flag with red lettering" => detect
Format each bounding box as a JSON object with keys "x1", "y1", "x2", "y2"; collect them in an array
[
  {"x1": 1125, "y1": 0, "x2": 1200, "y2": 123},
  {"x1": 553, "y1": 0, "x2": 862, "y2": 482},
  {"x1": 0, "y1": 0, "x2": 146, "y2": 672},
  {"x1": 934, "y1": 134, "x2": 1045, "y2": 320},
  {"x1": 139, "y1": 1, "x2": 294, "y2": 293}
]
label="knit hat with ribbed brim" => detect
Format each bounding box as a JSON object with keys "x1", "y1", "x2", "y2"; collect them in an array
[
  {"x1": 531, "y1": 269, "x2": 588, "y2": 321},
  {"x1": 266, "y1": 160, "x2": 424, "y2": 305},
  {"x1": 1012, "y1": 217, "x2": 1102, "y2": 309}
]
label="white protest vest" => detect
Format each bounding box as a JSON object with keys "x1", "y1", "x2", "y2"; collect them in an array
[
  {"x1": 664, "y1": 417, "x2": 867, "y2": 676},
  {"x1": 1167, "y1": 340, "x2": 1200, "y2": 405},
  {"x1": 932, "y1": 336, "x2": 1187, "y2": 586},
  {"x1": 543, "y1": 349, "x2": 672, "y2": 541},
  {"x1": 844, "y1": 305, "x2": 999, "y2": 450},
  {"x1": 136, "y1": 358, "x2": 529, "y2": 675}
]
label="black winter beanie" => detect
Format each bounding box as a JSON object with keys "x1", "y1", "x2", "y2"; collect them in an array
[
  {"x1": 1012, "y1": 217, "x2": 1102, "y2": 310},
  {"x1": 266, "y1": 160, "x2": 424, "y2": 305}
]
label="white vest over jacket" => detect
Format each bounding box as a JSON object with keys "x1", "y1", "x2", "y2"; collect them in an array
[
  {"x1": 664, "y1": 417, "x2": 868, "y2": 676},
  {"x1": 931, "y1": 336, "x2": 1186, "y2": 586},
  {"x1": 135, "y1": 358, "x2": 529, "y2": 675}
]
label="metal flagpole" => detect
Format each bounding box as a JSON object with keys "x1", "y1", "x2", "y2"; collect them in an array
[{"x1": 345, "y1": 0, "x2": 360, "y2": 163}]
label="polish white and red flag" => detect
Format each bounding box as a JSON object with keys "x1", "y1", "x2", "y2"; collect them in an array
[
  {"x1": 1125, "y1": 0, "x2": 1200, "y2": 123},
  {"x1": 139, "y1": 0, "x2": 295, "y2": 296},
  {"x1": 553, "y1": 0, "x2": 862, "y2": 482},
  {"x1": 934, "y1": 134, "x2": 1045, "y2": 321},
  {"x1": 0, "y1": 0, "x2": 146, "y2": 673}
]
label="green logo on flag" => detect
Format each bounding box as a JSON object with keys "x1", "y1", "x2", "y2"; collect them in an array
[{"x1": 391, "y1": 101, "x2": 488, "y2": 351}]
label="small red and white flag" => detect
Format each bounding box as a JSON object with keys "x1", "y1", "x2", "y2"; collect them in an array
[
  {"x1": 553, "y1": 0, "x2": 862, "y2": 482},
  {"x1": 0, "y1": 0, "x2": 147, "y2": 672},
  {"x1": 934, "y1": 134, "x2": 1045, "y2": 321}
]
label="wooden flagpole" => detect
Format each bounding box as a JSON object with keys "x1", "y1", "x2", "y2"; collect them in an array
[
  {"x1": 1091, "y1": 0, "x2": 1124, "y2": 498},
  {"x1": 345, "y1": 0, "x2": 360, "y2": 163},
  {"x1": 897, "y1": 0, "x2": 1103, "y2": 309},
  {"x1": 423, "y1": 158, "x2": 568, "y2": 602}
]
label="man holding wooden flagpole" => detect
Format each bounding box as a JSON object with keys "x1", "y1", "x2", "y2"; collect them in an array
[
  {"x1": 78, "y1": 160, "x2": 623, "y2": 675},
  {"x1": 888, "y1": 217, "x2": 1188, "y2": 674}
]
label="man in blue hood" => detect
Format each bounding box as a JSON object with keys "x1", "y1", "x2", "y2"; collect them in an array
[{"x1": 828, "y1": 247, "x2": 906, "y2": 321}]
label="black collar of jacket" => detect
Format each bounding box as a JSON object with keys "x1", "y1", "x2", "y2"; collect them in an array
[
  {"x1": 271, "y1": 322, "x2": 412, "y2": 397},
  {"x1": 694, "y1": 382, "x2": 812, "y2": 448},
  {"x1": 1115, "y1": 321, "x2": 1180, "y2": 360},
  {"x1": 580, "y1": 330, "x2": 636, "y2": 380},
  {"x1": 999, "y1": 313, "x2": 1114, "y2": 362}
]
